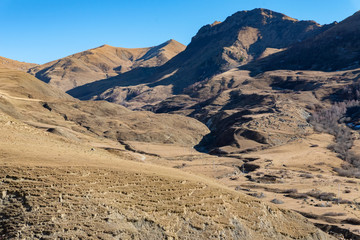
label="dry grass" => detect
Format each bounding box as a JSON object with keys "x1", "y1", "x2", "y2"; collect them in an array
[{"x1": 0, "y1": 112, "x2": 330, "y2": 239}]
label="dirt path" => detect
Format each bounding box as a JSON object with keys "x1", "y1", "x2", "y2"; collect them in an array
[
  {"x1": 0, "y1": 91, "x2": 42, "y2": 102},
  {"x1": 132, "y1": 152, "x2": 146, "y2": 161}
]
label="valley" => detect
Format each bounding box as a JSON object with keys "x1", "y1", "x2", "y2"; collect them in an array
[{"x1": 1, "y1": 7, "x2": 360, "y2": 240}]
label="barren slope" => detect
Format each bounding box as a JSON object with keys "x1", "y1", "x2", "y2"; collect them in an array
[
  {"x1": 125, "y1": 133, "x2": 360, "y2": 239},
  {"x1": 0, "y1": 66, "x2": 332, "y2": 240},
  {"x1": 0, "y1": 56, "x2": 37, "y2": 71},
  {"x1": 0, "y1": 68, "x2": 72, "y2": 101},
  {"x1": 0, "y1": 68, "x2": 208, "y2": 147}
]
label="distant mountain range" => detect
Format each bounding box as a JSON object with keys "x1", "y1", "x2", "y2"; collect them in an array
[
  {"x1": 4, "y1": 8, "x2": 360, "y2": 154},
  {"x1": 62, "y1": 8, "x2": 330, "y2": 103}
]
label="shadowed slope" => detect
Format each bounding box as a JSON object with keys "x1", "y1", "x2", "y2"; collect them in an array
[{"x1": 244, "y1": 11, "x2": 360, "y2": 72}]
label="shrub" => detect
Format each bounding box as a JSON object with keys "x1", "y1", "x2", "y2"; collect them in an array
[
  {"x1": 322, "y1": 212, "x2": 346, "y2": 217},
  {"x1": 285, "y1": 192, "x2": 308, "y2": 199},
  {"x1": 306, "y1": 190, "x2": 336, "y2": 201},
  {"x1": 309, "y1": 100, "x2": 360, "y2": 173},
  {"x1": 270, "y1": 198, "x2": 284, "y2": 204},
  {"x1": 334, "y1": 166, "x2": 360, "y2": 178},
  {"x1": 342, "y1": 218, "x2": 360, "y2": 225}
]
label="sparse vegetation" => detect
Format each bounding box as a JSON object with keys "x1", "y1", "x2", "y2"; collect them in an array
[
  {"x1": 342, "y1": 218, "x2": 360, "y2": 225},
  {"x1": 285, "y1": 192, "x2": 308, "y2": 199},
  {"x1": 322, "y1": 212, "x2": 346, "y2": 217},
  {"x1": 299, "y1": 173, "x2": 314, "y2": 178},
  {"x1": 306, "y1": 190, "x2": 336, "y2": 201},
  {"x1": 334, "y1": 166, "x2": 360, "y2": 178},
  {"x1": 270, "y1": 198, "x2": 284, "y2": 204},
  {"x1": 247, "y1": 192, "x2": 266, "y2": 199},
  {"x1": 309, "y1": 100, "x2": 360, "y2": 177}
]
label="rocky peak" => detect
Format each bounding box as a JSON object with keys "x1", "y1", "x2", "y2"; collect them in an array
[
  {"x1": 184, "y1": 8, "x2": 325, "y2": 74},
  {"x1": 244, "y1": 10, "x2": 360, "y2": 72},
  {"x1": 191, "y1": 8, "x2": 316, "y2": 42}
]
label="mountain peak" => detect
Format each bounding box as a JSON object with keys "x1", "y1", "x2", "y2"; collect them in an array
[
  {"x1": 99, "y1": 44, "x2": 113, "y2": 48},
  {"x1": 245, "y1": 9, "x2": 360, "y2": 72},
  {"x1": 227, "y1": 8, "x2": 301, "y2": 26},
  {"x1": 166, "y1": 39, "x2": 177, "y2": 43},
  {"x1": 210, "y1": 21, "x2": 222, "y2": 27},
  {"x1": 161, "y1": 39, "x2": 184, "y2": 47},
  {"x1": 192, "y1": 8, "x2": 320, "y2": 43},
  {"x1": 151, "y1": 39, "x2": 185, "y2": 53}
]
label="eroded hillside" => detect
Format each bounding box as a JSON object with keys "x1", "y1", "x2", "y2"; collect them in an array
[{"x1": 0, "y1": 68, "x2": 332, "y2": 239}]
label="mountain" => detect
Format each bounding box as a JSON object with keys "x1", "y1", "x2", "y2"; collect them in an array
[
  {"x1": 67, "y1": 8, "x2": 328, "y2": 106},
  {"x1": 61, "y1": 9, "x2": 332, "y2": 152},
  {"x1": 0, "y1": 56, "x2": 37, "y2": 71},
  {"x1": 245, "y1": 11, "x2": 360, "y2": 72},
  {"x1": 37, "y1": 8, "x2": 360, "y2": 156},
  {"x1": 29, "y1": 39, "x2": 185, "y2": 91},
  {"x1": 0, "y1": 68, "x2": 208, "y2": 147}
]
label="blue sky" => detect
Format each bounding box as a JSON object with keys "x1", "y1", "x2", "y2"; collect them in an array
[{"x1": 0, "y1": 0, "x2": 358, "y2": 64}]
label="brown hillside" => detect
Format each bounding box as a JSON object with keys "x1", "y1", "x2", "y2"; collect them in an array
[
  {"x1": 0, "y1": 61, "x2": 333, "y2": 239},
  {"x1": 0, "y1": 68, "x2": 208, "y2": 147},
  {"x1": 0, "y1": 112, "x2": 332, "y2": 239},
  {"x1": 60, "y1": 9, "x2": 360, "y2": 160},
  {"x1": 0, "y1": 56, "x2": 37, "y2": 71},
  {"x1": 0, "y1": 68, "x2": 72, "y2": 101},
  {"x1": 29, "y1": 39, "x2": 185, "y2": 91}
]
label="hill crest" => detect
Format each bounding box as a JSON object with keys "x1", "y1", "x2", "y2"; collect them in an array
[{"x1": 0, "y1": 56, "x2": 37, "y2": 71}]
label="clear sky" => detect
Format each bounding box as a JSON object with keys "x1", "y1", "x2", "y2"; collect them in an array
[{"x1": 1, "y1": 0, "x2": 359, "y2": 64}]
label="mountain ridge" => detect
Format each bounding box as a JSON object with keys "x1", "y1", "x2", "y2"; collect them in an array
[
  {"x1": 66, "y1": 8, "x2": 328, "y2": 106},
  {"x1": 29, "y1": 39, "x2": 185, "y2": 91}
]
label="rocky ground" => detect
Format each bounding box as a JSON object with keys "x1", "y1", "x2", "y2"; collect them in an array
[
  {"x1": 126, "y1": 133, "x2": 360, "y2": 239},
  {"x1": 0, "y1": 112, "x2": 332, "y2": 239}
]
